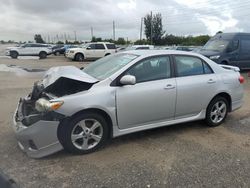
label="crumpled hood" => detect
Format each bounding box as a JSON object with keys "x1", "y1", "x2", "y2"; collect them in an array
[{"x1": 42, "y1": 66, "x2": 98, "y2": 88}]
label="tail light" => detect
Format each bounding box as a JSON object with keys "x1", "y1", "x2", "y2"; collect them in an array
[{"x1": 239, "y1": 75, "x2": 244, "y2": 84}]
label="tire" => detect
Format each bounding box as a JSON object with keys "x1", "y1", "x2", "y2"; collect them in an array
[
  {"x1": 10, "y1": 51, "x2": 18, "y2": 59},
  {"x1": 39, "y1": 51, "x2": 47, "y2": 59},
  {"x1": 75, "y1": 53, "x2": 84, "y2": 62},
  {"x1": 58, "y1": 112, "x2": 110, "y2": 154},
  {"x1": 55, "y1": 51, "x2": 60, "y2": 56},
  {"x1": 205, "y1": 96, "x2": 229, "y2": 127},
  {"x1": 221, "y1": 61, "x2": 228, "y2": 65}
]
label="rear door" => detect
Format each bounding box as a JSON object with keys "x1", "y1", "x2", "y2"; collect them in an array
[{"x1": 174, "y1": 55, "x2": 218, "y2": 119}]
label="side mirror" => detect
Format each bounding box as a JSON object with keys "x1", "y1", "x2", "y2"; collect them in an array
[
  {"x1": 120, "y1": 75, "x2": 136, "y2": 85},
  {"x1": 86, "y1": 47, "x2": 91, "y2": 50}
]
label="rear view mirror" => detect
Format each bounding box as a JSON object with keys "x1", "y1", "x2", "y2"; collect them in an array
[{"x1": 120, "y1": 75, "x2": 136, "y2": 85}]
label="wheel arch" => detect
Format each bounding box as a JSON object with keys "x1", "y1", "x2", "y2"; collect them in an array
[
  {"x1": 74, "y1": 52, "x2": 85, "y2": 60},
  {"x1": 105, "y1": 53, "x2": 111, "y2": 56},
  {"x1": 39, "y1": 51, "x2": 47, "y2": 55},
  {"x1": 208, "y1": 92, "x2": 232, "y2": 112},
  {"x1": 58, "y1": 108, "x2": 113, "y2": 139}
]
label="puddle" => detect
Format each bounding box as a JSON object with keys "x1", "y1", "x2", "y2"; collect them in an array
[{"x1": 0, "y1": 64, "x2": 45, "y2": 77}]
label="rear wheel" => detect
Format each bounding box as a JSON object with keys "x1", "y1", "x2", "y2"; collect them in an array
[
  {"x1": 39, "y1": 51, "x2": 47, "y2": 59},
  {"x1": 58, "y1": 112, "x2": 109, "y2": 154},
  {"x1": 75, "y1": 53, "x2": 84, "y2": 62},
  {"x1": 206, "y1": 96, "x2": 229, "y2": 127},
  {"x1": 10, "y1": 51, "x2": 18, "y2": 59}
]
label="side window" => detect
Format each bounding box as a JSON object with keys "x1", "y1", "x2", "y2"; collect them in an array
[
  {"x1": 25, "y1": 44, "x2": 32, "y2": 47},
  {"x1": 227, "y1": 40, "x2": 239, "y2": 52},
  {"x1": 106, "y1": 44, "x2": 116, "y2": 49},
  {"x1": 203, "y1": 62, "x2": 213, "y2": 74},
  {"x1": 136, "y1": 47, "x2": 149, "y2": 50},
  {"x1": 241, "y1": 40, "x2": 250, "y2": 54},
  {"x1": 95, "y1": 44, "x2": 105, "y2": 50},
  {"x1": 175, "y1": 55, "x2": 211, "y2": 77},
  {"x1": 88, "y1": 44, "x2": 96, "y2": 49},
  {"x1": 126, "y1": 56, "x2": 171, "y2": 83}
]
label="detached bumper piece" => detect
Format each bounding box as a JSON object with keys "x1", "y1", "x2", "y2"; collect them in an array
[{"x1": 12, "y1": 98, "x2": 64, "y2": 158}]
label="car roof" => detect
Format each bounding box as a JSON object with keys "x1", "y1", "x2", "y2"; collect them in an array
[{"x1": 121, "y1": 50, "x2": 201, "y2": 57}]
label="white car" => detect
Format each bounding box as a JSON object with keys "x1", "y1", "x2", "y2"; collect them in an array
[
  {"x1": 65, "y1": 42, "x2": 116, "y2": 61},
  {"x1": 6, "y1": 43, "x2": 52, "y2": 59}
]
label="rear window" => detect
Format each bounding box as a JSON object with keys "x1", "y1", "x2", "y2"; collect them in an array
[{"x1": 106, "y1": 44, "x2": 116, "y2": 49}]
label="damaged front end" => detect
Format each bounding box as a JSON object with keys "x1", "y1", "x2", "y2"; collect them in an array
[{"x1": 13, "y1": 66, "x2": 98, "y2": 158}]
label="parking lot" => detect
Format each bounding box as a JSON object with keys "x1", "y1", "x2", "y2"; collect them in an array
[{"x1": 0, "y1": 51, "x2": 250, "y2": 187}]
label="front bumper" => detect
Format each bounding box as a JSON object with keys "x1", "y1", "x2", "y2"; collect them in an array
[
  {"x1": 65, "y1": 51, "x2": 75, "y2": 59},
  {"x1": 12, "y1": 98, "x2": 63, "y2": 158}
]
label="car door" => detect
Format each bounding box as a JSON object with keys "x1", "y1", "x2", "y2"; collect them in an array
[
  {"x1": 238, "y1": 38, "x2": 250, "y2": 69},
  {"x1": 225, "y1": 39, "x2": 240, "y2": 67},
  {"x1": 19, "y1": 44, "x2": 32, "y2": 55},
  {"x1": 174, "y1": 55, "x2": 218, "y2": 119},
  {"x1": 85, "y1": 43, "x2": 96, "y2": 58},
  {"x1": 95, "y1": 44, "x2": 106, "y2": 58},
  {"x1": 116, "y1": 55, "x2": 176, "y2": 129}
]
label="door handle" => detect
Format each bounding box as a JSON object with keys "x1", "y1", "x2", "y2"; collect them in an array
[
  {"x1": 207, "y1": 79, "x2": 216, "y2": 84},
  {"x1": 164, "y1": 84, "x2": 175, "y2": 89}
]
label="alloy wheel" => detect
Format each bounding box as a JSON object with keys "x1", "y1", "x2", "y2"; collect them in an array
[{"x1": 71, "y1": 119, "x2": 103, "y2": 150}]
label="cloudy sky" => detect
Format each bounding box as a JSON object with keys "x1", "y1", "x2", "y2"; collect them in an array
[{"x1": 0, "y1": 0, "x2": 250, "y2": 42}]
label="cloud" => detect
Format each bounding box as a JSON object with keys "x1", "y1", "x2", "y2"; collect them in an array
[{"x1": 0, "y1": 0, "x2": 249, "y2": 42}]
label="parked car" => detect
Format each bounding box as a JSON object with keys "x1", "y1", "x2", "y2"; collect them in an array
[
  {"x1": 198, "y1": 32, "x2": 250, "y2": 69},
  {"x1": 65, "y1": 42, "x2": 116, "y2": 61},
  {"x1": 6, "y1": 43, "x2": 52, "y2": 59},
  {"x1": 125, "y1": 45, "x2": 154, "y2": 50},
  {"x1": 168, "y1": 46, "x2": 193, "y2": 51},
  {"x1": 12, "y1": 50, "x2": 244, "y2": 158},
  {"x1": 52, "y1": 44, "x2": 65, "y2": 55}
]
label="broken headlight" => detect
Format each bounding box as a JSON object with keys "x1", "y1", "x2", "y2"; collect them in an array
[{"x1": 35, "y1": 98, "x2": 64, "y2": 112}]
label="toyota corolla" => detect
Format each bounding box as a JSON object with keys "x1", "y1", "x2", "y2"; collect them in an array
[{"x1": 12, "y1": 50, "x2": 244, "y2": 158}]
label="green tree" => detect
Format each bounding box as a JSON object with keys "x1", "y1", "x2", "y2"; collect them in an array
[
  {"x1": 116, "y1": 37, "x2": 126, "y2": 45},
  {"x1": 34, "y1": 34, "x2": 45, "y2": 43},
  {"x1": 144, "y1": 12, "x2": 165, "y2": 45}
]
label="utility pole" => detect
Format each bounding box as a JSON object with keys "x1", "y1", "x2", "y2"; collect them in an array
[
  {"x1": 64, "y1": 33, "x2": 67, "y2": 43},
  {"x1": 150, "y1": 11, "x2": 153, "y2": 45},
  {"x1": 91, "y1": 27, "x2": 93, "y2": 39},
  {"x1": 140, "y1": 17, "x2": 143, "y2": 41},
  {"x1": 74, "y1": 31, "x2": 76, "y2": 41},
  {"x1": 113, "y1": 21, "x2": 115, "y2": 41}
]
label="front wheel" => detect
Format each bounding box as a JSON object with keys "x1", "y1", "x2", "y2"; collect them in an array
[
  {"x1": 75, "y1": 53, "x2": 84, "y2": 62},
  {"x1": 58, "y1": 112, "x2": 109, "y2": 154},
  {"x1": 39, "y1": 51, "x2": 47, "y2": 59},
  {"x1": 205, "y1": 97, "x2": 229, "y2": 127},
  {"x1": 10, "y1": 51, "x2": 18, "y2": 59}
]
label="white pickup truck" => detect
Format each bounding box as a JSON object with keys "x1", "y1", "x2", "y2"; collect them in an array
[
  {"x1": 65, "y1": 42, "x2": 117, "y2": 61},
  {"x1": 6, "y1": 43, "x2": 52, "y2": 59}
]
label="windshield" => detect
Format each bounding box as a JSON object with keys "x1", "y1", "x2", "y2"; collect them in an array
[
  {"x1": 202, "y1": 39, "x2": 229, "y2": 52},
  {"x1": 83, "y1": 53, "x2": 138, "y2": 80}
]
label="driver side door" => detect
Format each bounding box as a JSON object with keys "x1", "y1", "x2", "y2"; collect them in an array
[{"x1": 115, "y1": 55, "x2": 176, "y2": 129}]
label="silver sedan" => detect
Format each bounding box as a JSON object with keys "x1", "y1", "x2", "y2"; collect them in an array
[{"x1": 12, "y1": 50, "x2": 244, "y2": 158}]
